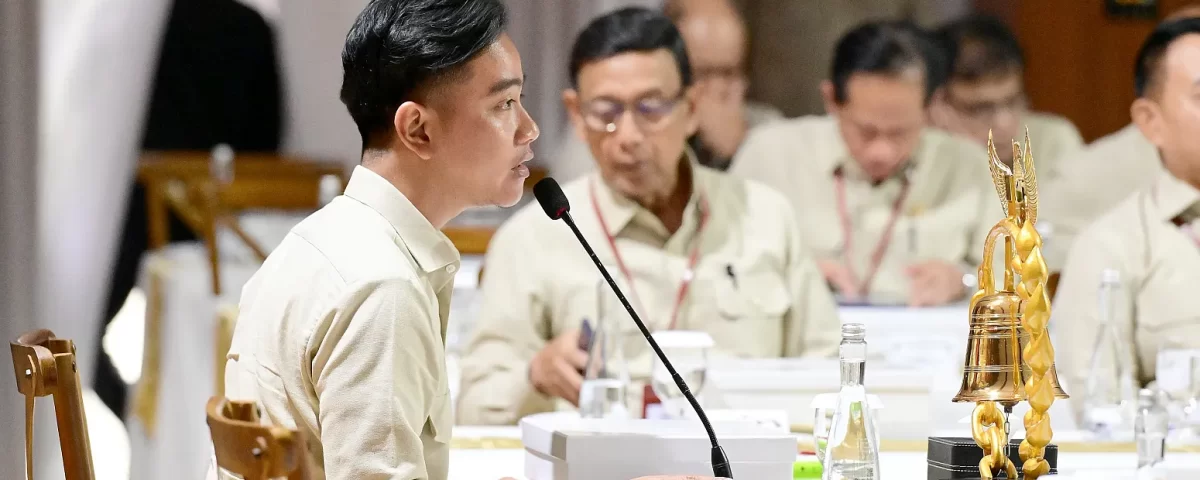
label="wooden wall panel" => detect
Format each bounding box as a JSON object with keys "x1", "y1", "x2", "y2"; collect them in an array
[{"x1": 978, "y1": 0, "x2": 1197, "y2": 142}]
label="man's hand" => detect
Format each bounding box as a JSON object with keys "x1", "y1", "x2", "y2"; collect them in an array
[
  {"x1": 906, "y1": 260, "x2": 967, "y2": 307},
  {"x1": 818, "y1": 259, "x2": 860, "y2": 301},
  {"x1": 529, "y1": 329, "x2": 588, "y2": 406},
  {"x1": 694, "y1": 78, "x2": 749, "y2": 159}
]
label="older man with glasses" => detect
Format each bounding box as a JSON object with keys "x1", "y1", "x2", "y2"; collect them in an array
[{"x1": 456, "y1": 7, "x2": 839, "y2": 426}]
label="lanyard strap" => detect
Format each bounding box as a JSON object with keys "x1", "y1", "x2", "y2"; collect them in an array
[
  {"x1": 588, "y1": 182, "x2": 708, "y2": 331},
  {"x1": 833, "y1": 168, "x2": 910, "y2": 297}
]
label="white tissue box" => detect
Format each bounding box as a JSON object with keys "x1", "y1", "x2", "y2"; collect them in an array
[{"x1": 519, "y1": 412, "x2": 796, "y2": 480}]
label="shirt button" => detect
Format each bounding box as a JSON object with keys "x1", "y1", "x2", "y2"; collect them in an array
[{"x1": 446, "y1": 264, "x2": 458, "y2": 274}]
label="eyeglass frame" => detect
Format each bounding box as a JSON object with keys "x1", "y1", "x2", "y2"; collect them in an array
[
  {"x1": 577, "y1": 89, "x2": 688, "y2": 134},
  {"x1": 943, "y1": 89, "x2": 1029, "y2": 124}
]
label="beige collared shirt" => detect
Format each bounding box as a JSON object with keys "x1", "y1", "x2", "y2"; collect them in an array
[
  {"x1": 550, "y1": 100, "x2": 785, "y2": 182},
  {"x1": 221, "y1": 166, "x2": 460, "y2": 480},
  {"x1": 1053, "y1": 170, "x2": 1200, "y2": 399},
  {"x1": 1024, "y1": 111, "x2": 1085, "y2": 182},
  {"x1": 456, "y1": 163, "x2": 840, "y2": 425},
  {"x1": 1041, "y1": 124, "x2": 1164, "y2": 269},
  {"x1": 730, "y1": 115, "x2": 996, "y2": 304}
]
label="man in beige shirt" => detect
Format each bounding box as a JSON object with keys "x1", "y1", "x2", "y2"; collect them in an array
[
  {"x1": 732, "y1": 21, "x2": 994, "y2": 307},
  {"x1": 929, "y1": 14, "x2": 1084, "y2": 178},
  {"x1": 1040, "y1": 6, "x2": 1200, "y2": 269},
  {"x1": 217, "y1": 1, "x2": 540, "y2": 478},
  {"x1": 551, "y1": 0, "x2": 782, "y2": 181},
  {"x1": 1054, "y1": 18, "x2": 1200, "y2": 408},
  {"x1": 457, "y1": 7, "x2": 839, "y2": 426}
]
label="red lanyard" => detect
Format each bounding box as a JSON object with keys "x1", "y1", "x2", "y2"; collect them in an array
[
  {"x1": 833, "y1": 167, "x2": 910, "y2": 297},
  {"x1": 588, "y1": 182, "x2": 708, "y2": 331}
]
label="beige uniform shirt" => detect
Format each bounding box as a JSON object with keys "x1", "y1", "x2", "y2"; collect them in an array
[
  {"x1": 1024, "y1": 111, "x2": 1085, "y2": 182},
  {"x1": 1041, "y1": 124, "x2": 1163, "y2": 269},
  {"x1": 1053, "y1": 170, "x2": 1200, "y2": 396},
  {"x1": 730, "y1": 115, "x2": 995, "y2": 304},
  {"x1": 221, "y1": 166, "x2": 459, "y2": 480},
  {"x1": 550, "y1": 101, "x2": 784, "y2": 182},
  {"x1": 456, "y1": 164, "x2": 840, "y2": 425}
]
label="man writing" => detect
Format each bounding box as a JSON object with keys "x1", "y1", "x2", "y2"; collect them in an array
[
  {"x1": 457, "y1": 7, "x2": 839, "y2": 426},
  {"x1": 732, "y1": 21, "x2": 993, "y2": 307},
  {"x1": 217, "y1": 0, "x2": 538, "y2": 478}
]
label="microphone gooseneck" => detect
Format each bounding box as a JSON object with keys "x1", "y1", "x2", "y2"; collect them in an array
[{"x1": 532, "y1": 178, "x2": 733, "y2": 479}]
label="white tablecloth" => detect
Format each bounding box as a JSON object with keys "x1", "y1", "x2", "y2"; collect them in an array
[{"x1": 444, "y1": 426, "x2": 1200, "y2": 480}]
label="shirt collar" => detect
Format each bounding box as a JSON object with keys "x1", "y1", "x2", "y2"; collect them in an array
[
  {"x1": 590, "y1": 149, "x2": 707, "y2": 238},
  {"x1": 1152, "y1": 169, "x2": 1200, "y2": 223},
  {"x1": 342, "y1": 166, "x2": 460, "y2": 274}
]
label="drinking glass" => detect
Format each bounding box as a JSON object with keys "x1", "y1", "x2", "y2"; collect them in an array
[{"x1": 649, "y1": 331, "x2": 713, "y2": 418}]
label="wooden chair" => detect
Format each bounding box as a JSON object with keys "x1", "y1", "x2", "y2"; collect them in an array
[
  {"x1": 10, "y1": 329, "x2": 95, "y2": 480},
  {"x1": 206, "y1": 396, "x2": 312, "y2": 480},
  {"x1": 138, "y1": 151, "x2": 348, "y2": 296}
]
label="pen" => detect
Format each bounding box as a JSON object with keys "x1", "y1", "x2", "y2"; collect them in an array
[{"x1": 725, "y1": 264, "x2": 738, "y2": 288}]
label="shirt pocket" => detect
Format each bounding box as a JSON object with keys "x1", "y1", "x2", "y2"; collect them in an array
[{"x1": 705, "y1": 264, "x2": 790, "y2": 357}]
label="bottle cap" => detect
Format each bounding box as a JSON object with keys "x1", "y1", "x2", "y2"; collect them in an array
[{"x1": 841, "y1": 323, "x2": 866, "y2": 340}]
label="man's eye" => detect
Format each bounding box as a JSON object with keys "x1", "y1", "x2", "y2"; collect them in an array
[{"x1": 502, "y1": 99, "x2": 516, "y2": 109}]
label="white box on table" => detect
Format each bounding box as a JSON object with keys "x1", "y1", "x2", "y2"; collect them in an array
[{"x1": 519, "y1": 412, "x2": 796, "y2": 480}]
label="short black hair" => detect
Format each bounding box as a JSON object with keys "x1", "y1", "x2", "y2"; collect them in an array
[
  {"x1": 340, "y1": 0, "x2": 507, "y2": 149},
  {"x1": 1134, "y1": 17, "x2": 1200, "y2": 98},
  {"x1": 568, "y1": 7, "x2": 692, "y2": 90},
  {"x1": 936, "y1": 14, "x2": 1024, "y2": 82},
  {"x1": 830, "y1": 20, "x2": 941, "y2": 104}
]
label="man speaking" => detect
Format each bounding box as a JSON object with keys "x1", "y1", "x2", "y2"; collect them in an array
[{"x1": 216, "y1": 0, "x2": 538, "y2": 478}]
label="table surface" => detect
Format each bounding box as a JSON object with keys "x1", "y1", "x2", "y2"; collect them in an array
[{"x1": 447, "y1": 427, "x2": 1200, "y2": 480}]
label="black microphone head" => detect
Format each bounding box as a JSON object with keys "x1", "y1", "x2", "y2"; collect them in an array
[{"x1": 533, "y1": 177, "x2": 570, "y2": 220}]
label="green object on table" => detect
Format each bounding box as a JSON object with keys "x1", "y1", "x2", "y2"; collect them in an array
[{"x1": 793, "y1": 460, "x2": 822, "y2": 478}]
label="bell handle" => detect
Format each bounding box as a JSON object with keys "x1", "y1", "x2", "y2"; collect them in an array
[{"x1": 976, "y1": 220, "x2": 1022, "y2": 298}]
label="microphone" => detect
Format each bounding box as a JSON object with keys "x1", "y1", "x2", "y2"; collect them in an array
[{"x1": 532, "y1": 178, "x2": 733, "y2": 479}]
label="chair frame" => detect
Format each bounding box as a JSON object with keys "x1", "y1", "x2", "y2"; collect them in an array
[
  {"x1": 10, "y1": 329, "x2": 95, "y2": 480},
  {"x1": 206, "y1": 396, "x2": 311, "y2": 480}
]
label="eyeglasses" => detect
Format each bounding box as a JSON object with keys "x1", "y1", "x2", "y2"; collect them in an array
[
  {"x1": 580, "y1": 92, "x2": 684, "y2": 133},
  {"x1": 947, "y1": 92, "x2": 1029, "y2": 123}
]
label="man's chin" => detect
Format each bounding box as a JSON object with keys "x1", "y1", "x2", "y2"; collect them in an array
[{"x1": 492, "y1": 180, "x2": 526, "y2": 208}]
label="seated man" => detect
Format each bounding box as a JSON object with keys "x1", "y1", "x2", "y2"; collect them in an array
[
  {"x1": 930, "y1": 14, "x2": 1083, "y2": 177},
  {"x1": 1054, "y1": 18, "x2": 1200, "y2": 408},
  {"x1": 551, "y1": 0, "x2": 782, "y2": 181},
  {"x1": 731, "y1": 21, "x2": 994, "y2": 307},
  {"x1": 457, "y1": 7, "x2": 839, "y2": 426},
  {"x1": 1040, "y1": 5, "x2": 1200, "y2": 269}
]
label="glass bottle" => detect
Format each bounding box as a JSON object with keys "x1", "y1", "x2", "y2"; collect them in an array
[
  {"x1": 1135, "y1": 388, "x2": 1169, "y2": 469},
  {"x1": 822, "y1": 323, "x2": 880, "y2": 480},
  {"x1": 578, "y1": 281, "x2": 630, "y2": 419},
  {"x1": 1082, "y1": 268, "x2": 1137, "y2": 437}
]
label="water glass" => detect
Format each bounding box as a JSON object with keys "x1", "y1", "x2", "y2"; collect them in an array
[{"x1": 649, "y1": 331, "x2": 713, "y2": 418}]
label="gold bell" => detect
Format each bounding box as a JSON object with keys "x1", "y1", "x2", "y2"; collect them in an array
[{"x1": 953, "y1": 292, "x2": 1026, "y2": 406}]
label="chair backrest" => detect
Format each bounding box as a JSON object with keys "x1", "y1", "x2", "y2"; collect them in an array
[
  {"x1": 206, "y1": 396, "x2": 312, "y2": 480},
  {"x1": 10, "y1": 329, "x2": 95, "y2": 480}
]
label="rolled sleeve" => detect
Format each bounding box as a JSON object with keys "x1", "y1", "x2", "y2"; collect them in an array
[{"x1": 308, "y1": 279, "x2": 442, "y2": 479}]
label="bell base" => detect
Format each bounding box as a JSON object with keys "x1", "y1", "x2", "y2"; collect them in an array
[{"x1": 927, "y1": 436, "x2": 1058, "y2": 480}]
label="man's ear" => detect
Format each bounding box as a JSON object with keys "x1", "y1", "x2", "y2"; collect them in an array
[
  {"x1": 682, "y1": 84, "x2": 700, "y2": 137},
  {"x1": 820, "y1": 80, "x2": 839, "y2": 116},
  {"x1": 1131, "y1": 98, "x2": 1165, "y2": 148},
  {"x1": 562, "y1": 89, "x2": 587, "y2": 141},
  {"x1": 393, "y1": 101, "x2": 434, "y2": 160}
]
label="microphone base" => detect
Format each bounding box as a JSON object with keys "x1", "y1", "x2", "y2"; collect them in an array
[{"x1": 711, "y1": 446, "x2": 733, "y2": 479}]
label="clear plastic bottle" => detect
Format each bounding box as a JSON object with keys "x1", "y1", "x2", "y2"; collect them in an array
[
  {"x1": 1082, "y1": 268, "x2": 1137, "y2": 437},
  {"x1": 1136, "y1": 388, "x2": 1169, "y2": 469},
  {"x1": 822, "y1": 323, "x2": 880, "y2": 480},
  {"x1": 578, "y1": 281, "x2": 630, "y2": 419}
]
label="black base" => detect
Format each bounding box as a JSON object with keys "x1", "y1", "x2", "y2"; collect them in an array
[{"x1": 927, "y1": 437, "x2": 1058, "y2": 479}]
